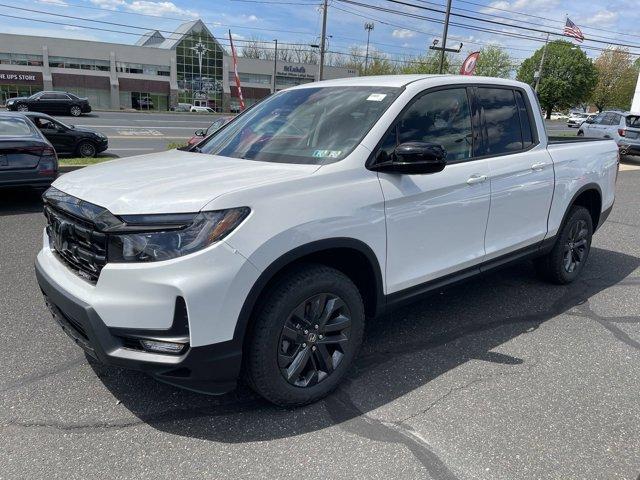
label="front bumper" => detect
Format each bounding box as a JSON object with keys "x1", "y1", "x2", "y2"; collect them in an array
[{"x1": 36, "y1": 261, "x2": 242, "y2": 394}]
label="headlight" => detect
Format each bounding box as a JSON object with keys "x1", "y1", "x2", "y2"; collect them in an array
[
  {"x1": 6, "y1": 100, "x2": 14, "y2": 105},
  {"x1": 107, "y1": 207, "x2": 249, "y2": 263}
]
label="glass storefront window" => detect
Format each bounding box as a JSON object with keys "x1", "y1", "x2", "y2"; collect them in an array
[
  {"x1": 228, "y1": 72, "x2": 272, "y2": 85},
  {"x1": 49, "y1": 56, "x2": 110, "y2": 71},
  {"x1": 0, "y1": 52, "x2": 43, "y2": 66}
]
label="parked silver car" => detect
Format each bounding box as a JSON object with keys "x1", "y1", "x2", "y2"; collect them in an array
[{"x1": 578, "y1": 111, "x2": 640, "y2": 155}]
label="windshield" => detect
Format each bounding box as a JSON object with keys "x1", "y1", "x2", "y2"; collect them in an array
[{"x1": 197, "y1": 86, "x2": 400, "y2": 164}]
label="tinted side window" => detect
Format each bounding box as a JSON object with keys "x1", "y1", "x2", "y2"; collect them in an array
[
  {"x1": 478, "y1": 88, "x2": 522, "y2": 155},
  {"x1": 396, "y1": 88, "x2": 473, "y2": 162},
  {"x1": 592, "y1": 113, "x2": 606, "y2": 125},
  {"x1": 607, "y1": 113, "x2": 622, "y2": 126},
  {"x1": 40, "y1": 94, "x2": 55, "y2": 100},
  {"x1": 515, "y1": 91, "x2": 533, "y2": 148}
]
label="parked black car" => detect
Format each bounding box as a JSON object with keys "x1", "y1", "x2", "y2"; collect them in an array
[
  {"x1": 0, "y1": 112, "x2": 58, "y2": 189},
  {"x1": 24, "y1": 112, "x2": 108, "y2": 158},
  {"x1": 6, "y1": 91, "x2": 91, "y2": 117}
]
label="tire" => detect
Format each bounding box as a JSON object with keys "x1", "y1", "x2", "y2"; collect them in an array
[
  {"x1": 245, "y1": 264, "x2": 365, "y2": 407},
  {"x1": 17, "y1": 104, "x2": 28, "y2": 112},
  {"x1": 577, "y1": 130, "x2": 584, "y2": 136},
  {"x1": 70, "y1": 105, "x2": 82, "y2": 117},
  {"x1": 76, "y1": 141, "x2": 97, "y2": 158},
  {"x1": 535, "y1": 206, "x2": 593, "y2": 284}
]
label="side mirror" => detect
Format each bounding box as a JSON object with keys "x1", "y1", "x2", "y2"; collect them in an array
[
  {"x1": 373, "y1": 142, "x2": 447, "y2": 175},
  {"x1": 195, "y1": 129, "x2": 205, "y2": 136},
  {"x1": 585, "y1": 119, "x2": 594, "y2": 124}
]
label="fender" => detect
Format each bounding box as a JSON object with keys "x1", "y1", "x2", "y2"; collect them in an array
[
  {"x1": 561, "y1": 182, "x2": 603, "y2": 230},
  {"x1": 231, "y1": 237, "x2": 385, "y2": 348}
]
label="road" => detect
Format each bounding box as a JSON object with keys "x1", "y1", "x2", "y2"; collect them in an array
[
  {"x1": 54, "y1": 111, "x2": 217, "y2": 158},
  {"x1": 1, "y1": 167, "x2": 639, "y2": 479}
]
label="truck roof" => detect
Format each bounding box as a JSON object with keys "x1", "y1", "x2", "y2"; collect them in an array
[{"x1": 290, "y1": 74, "x2": 531, "y2": 90}]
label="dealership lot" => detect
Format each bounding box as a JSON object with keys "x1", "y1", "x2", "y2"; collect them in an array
[{"x1": 1, "y1": 169, "x2": 639, "y2": 479}]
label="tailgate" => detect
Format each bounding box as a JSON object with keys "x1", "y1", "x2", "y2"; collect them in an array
[{"x1": 625, "y1": 115, "x2": 640, "y2": 140}]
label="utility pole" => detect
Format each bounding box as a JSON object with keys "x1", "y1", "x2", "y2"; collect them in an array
[
  {"x1": 534, "y1": 33, "x2": 550, "y2": 93},
  {"x1": 438, "y1": 0, "x2": 453, "y2": 74},
  {"x1": 364, "y1": 22, "x2": 374, "y2": 75},
  {"x1": 319, "y1": 0, "x2": 328, "y2": 81},
  {"x1": 272, "y1": 39, "x2": 278, "y2": 93}
]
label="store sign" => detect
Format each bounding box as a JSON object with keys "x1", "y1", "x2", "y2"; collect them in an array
[
  {"x1": 278, "y1": 65, "x2": 315, "y2": 79},
  {"x1": 0, "y1": 71, "x2": 42, "y2": 84}
]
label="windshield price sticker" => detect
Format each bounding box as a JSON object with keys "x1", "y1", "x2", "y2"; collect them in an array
[
  {"x1": 313, "y1": 150, "x2": 342, "y2": 158},
  {"x1": 366, "y1": 93, "x2": 387, "y2": 102}
]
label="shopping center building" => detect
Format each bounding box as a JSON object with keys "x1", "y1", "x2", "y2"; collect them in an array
[{"x1": 0, "y1": 19, "x2": 357, "y2": 111}]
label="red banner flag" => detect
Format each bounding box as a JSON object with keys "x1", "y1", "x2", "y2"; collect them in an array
[
  {"x1": 460, "y1": 51, "x2": 480, "y2": 76},
  {"x1": 229, "y1": 30, "x2": 245, "y2": 111}
]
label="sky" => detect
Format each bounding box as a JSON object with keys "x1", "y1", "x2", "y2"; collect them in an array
[{"x1": 1, "y1": 0, "x2": 639, "y2": 69}]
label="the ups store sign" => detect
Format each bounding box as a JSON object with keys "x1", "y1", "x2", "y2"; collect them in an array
[{"x1": 0, "y1": 71, "x2": 43, "y2": 85}]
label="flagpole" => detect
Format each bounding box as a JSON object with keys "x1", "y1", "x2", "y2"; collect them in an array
[{"x1": 534, "y1": 32, "x2": 550, "y2": 93}]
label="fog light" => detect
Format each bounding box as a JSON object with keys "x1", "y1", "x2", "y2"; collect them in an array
[{"x1": 140, "y1": 339, "x2": 186, "y2": 354}]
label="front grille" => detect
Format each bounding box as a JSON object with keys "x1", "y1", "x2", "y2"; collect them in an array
[{"x1": 44, "y1": 204, "x2": 107, "y2": 283}]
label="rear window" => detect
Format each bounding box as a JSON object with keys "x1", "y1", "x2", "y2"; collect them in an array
[
  {"x1": 0, "y1": 117, "x2": 35, "y2": 136},
  {"x1": 478, "y1": 87, "x2": 523, "y2": 155},
  {"x1": 626, "y1": 115, "x2": 640, "y2": 128}
]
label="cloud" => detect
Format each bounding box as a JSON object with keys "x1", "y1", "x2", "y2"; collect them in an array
[
  {"x1": 89, "y1": 0, "x2": 198, "y2": 17},
  {"x1": 581, "y1": 10, "x2": 618, "y2": 27},
  {"x1": 63, "y1": 25, "x2": 83, "y2": 30},
  {"x1": 392, "y1": 29, "x2": 416, "y2": 39},
  {"x1": 37, "y1": 0, "x2": 68, "y2": 5},
  {"x1": 481, "y1": 0, "x2": 559, "y2": 14}
]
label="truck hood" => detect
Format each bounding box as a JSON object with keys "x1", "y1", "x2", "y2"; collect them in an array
[{"x1": 53, "y1": 150, "x2": 320, "y2": 214}]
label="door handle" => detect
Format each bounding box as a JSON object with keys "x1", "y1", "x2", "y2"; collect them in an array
[
  {"x1": 531, "y1": 162, "x2": 546, "y2": 171},
  {"x1": 466, "y1": 174, "x2": 487, "y2": 185}
]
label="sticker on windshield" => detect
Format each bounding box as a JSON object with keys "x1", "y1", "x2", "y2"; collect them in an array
[
  {"x1": 313, "y1": 150, "x2": 342, "y2": 158},
  {"x1": 366, "y1": 93, "x2": 387, "y2": 102}
]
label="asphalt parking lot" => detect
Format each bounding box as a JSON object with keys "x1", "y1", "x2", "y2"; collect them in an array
[{"x1": 1, "y1": 168, "x2": 639, "y2": 479}]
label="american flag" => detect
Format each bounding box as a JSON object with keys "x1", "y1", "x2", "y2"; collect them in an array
[{"x1": 564, "y1": 18, "x2": 584, "y2": 43}]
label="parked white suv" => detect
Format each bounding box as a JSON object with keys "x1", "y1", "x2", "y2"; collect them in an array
[
  {"x1": 36, "y1": 76, "x2": 618, "y2": 406},
  {"x1": 579, "y1": 110, "x2": 640, "y2": 155}
]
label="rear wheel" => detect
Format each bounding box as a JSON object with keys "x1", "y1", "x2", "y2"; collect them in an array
[
  {"x1": 245, "y1": 264, "x2": 365, "y2": 406},
  {"x1": 535, "y1": 206, "x2": 593, "y2": 284},
  {"x1": 70, "y1": 105, "x2": 82, "y2": 117},
  {"x1": 76, "y1": 141, "x2": 97, "y2": 158},
  {"x1": 577, "y1": 130, "x2": 584, "y2": 136}
]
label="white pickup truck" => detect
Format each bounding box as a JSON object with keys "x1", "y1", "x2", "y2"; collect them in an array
[{"x1": 36, "y1": 76, "x2": 618, "y2": 406}]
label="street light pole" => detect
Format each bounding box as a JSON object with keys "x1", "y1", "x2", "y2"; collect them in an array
[
  {"x1": 534, "y1": 33, "x2": 550, "y2": 93},
  {"x1": 272, "y1": 39, "x2": 278, "y2": 94},
  {"x1": 319, "y1": 0, "x2": 328, "y2": 81},
  {"x1": 364, "y1": 22, "x2": 374, "y2": 75},
  {"x1": 438, "y1": 0, "x2": 453, "y2": 74}
]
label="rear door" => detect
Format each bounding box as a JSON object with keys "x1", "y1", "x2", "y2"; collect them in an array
[
  {"x1": 0, "y1": 117, "x2": 43, "y2": 169},
  {"x1": 32, "y1": 116, "x2": 74, "y2": 154},
  {"x1": 583, "y1": 113, "x2": 606, "y2": 137},
  {"x1": 602, "y1": 113, "x2": 622, "y2": 141},
  {"x1": 478, "y1": 87, "x2": 555, "y2": 259}
]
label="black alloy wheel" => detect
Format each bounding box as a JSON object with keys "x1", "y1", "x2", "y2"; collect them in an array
[
  {"x1": 77, "y1": 141, "x2": 97, "y2": 158},
  {"x1": 278, "y1": 293, "x2": 351, "y2": 388},
  {"x1": 563, "y1": 218, "x2": 589, "y2": 273}
]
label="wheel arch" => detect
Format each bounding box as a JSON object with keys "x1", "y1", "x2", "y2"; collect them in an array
[
  {"x1": 233, "y1": 238, "x2": 385, "y2": 349},
  {"x1": 563, "y1": 183, "x2": 603, "y2": 232}
]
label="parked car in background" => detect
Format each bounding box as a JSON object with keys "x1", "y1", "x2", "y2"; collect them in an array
[
  {"x1": 190, "y1": 105, "x2": 215, "y2": 113},
  {"x1": 578, "y1": 111, "x2": 640, "y2": 155},
  {"x1": 550, "y1": 112, "x2": 569, "y2": 121},
  {"x1": 0, "y1": 112, "x2": 57, "y2": 188},
  {"x1": 133, "y1": 97, "x2": 154, "y2": 110},
  {"x1": 567, "y1": 112, "x2": 591, "y2": 128},
  {"x1": 186, "y1": 115, "x2": 234, "y2": 146},
  {"x1": 35, "y1": 76, "x2": 617, "y2": 407},
  {"x1": 6, "y1": 91, "x2": 91, "y2": 117},
  {"x1": 170, "y1": 103, "x2": 193, "y2": 112},
  {"x1": 24, "y1": 112, "x2": 108, "y2": 158}
]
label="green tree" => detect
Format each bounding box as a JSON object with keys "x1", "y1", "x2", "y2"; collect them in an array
[
  {"x1": 474, "y1": 45, "x2": 513, "y2": 78},
  {"x1": 517, "y1": 40, "x2": 597, "y2": 118},
  {"x1": 591, "y1": 48, "x2": 637, "y2": 111},
  {"x1": 400, "y1": 51, "x2": 450, "y2": 74}
]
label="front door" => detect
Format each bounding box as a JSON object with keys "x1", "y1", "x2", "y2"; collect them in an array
[
  {"x1": 375, "y1": 87, "x2": 491, "y2": 294},
  {"x1": 35, "y1": 116, "x2": 74, "y2": 154},
  {"x1": 477, "y1": 87, "x2": 555, "y2": 259}
]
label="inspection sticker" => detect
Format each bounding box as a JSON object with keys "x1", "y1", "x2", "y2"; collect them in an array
[
  {"x1": 366, "y1": 93, "x2": 387, "y2": 101},
  {"x1": 313, "y1": 150, "x2": 342, "y2": 158}
]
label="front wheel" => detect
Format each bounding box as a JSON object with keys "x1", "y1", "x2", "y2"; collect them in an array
[
  {"x1": 245, "y1": 264, "x2": 365, "y2": 406},
  {"x1": 76, "y1": 141, "x2": 97, "y2": 158},
  {"x1": 17, "y1": 104, "x2": 28, "y2": 112},
  {"x1": 535, "y1": 206, "x2": 593, "y2": 284},
  {"x1": 70, "y1": 105, "x2": 82, "y2": 117}
]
